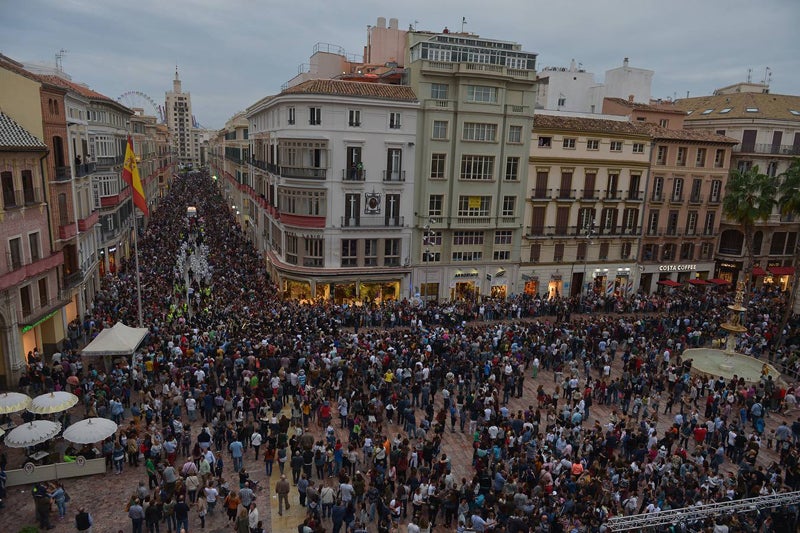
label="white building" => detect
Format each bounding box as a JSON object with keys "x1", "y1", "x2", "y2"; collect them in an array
[
  {"x1": 165, "y1": 68, "x2": 198, "y2": 167},
  {"x1": 244, "y1": 79, "x2": 419, "y2": 302},
  {"x1": 537, "y1": 58, "x2": 654, "y2": 114}
]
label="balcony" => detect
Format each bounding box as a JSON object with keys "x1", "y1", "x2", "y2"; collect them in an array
[
  {"x1": 733, "y1": 143, "x2": 800, "y2": 156},
  {"x1": 580, "y1": 189, "x2": 599, "y2": 201},
  {"x1": 282, "y1": 167, "x2": 326, "y2": 180},
  {"x1": 341, "y1": 215, "x2": 404, "y2": 228},
  {"x1": 342, "y1": 168, "x2": 366, "y2": 181},
  {"x1": 556, "y1": 188, "x2": 576, "y2": 200},
  {"x1": 64, "y1": 269, "x2": 83, "y2": 288},
  {"x1": 531, "y1": 188, "x2": 551, "y2": 201},
  {"x1": 382, "y1": 170, "x2": 406, "y2": 182},
  {"x1": 423, "y1": 99, "x2": 455, "y2": 111},
  {"x1": 603, "y1": 190, "x2": 622, "y2": 201},
  {"x1": 96, "y1": 155, "x2": 125, "y2": 169},
  {"x1": 59, "y1": 222, "x2": 77, "y2": 240},
  {"x1": 20, "y1": 293, "x2": 71, "y2": 326},
  {"x1": 78, "y1": 210, "x2": 100, "y2": 231},
  {"x1": 670, "y1": 194, "x2": 684, "y2": 204},
  {"x1": 74, "y1": 162, "x2": 96, "y2": 178},
  {"x1": 455, "y1": 216, "x2": 491, "y2": 225},
  {"x1": 55, "y1": 166, "x2": 72, "y2": 181},
  {"x1": 651, "y1": 193, "x2": 664, "y2": 203},
  {"x1": 626, "y1": 191, "x2": 643, "y2": 201},
  {"x1": 249, "y1": 158, "x2": 269, "y2": 172},
  {"x1": 708, "y1": 195, "x2": 721, "y2": 204},
  {"x1": 689, "y1": 194, "x2": 703, "y2": 205},
  {"x1": 0, "y1": 250, "x2": 63, "y2": 292}
]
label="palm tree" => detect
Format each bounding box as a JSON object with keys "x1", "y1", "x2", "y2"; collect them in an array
[
  {"x1": 775, "y1": 158, "x2": 800, "y2": 350},
  {"x1": 721, "y1": 165, "x2": 776, "y2": 294}
]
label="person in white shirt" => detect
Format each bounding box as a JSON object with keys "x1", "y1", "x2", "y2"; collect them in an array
[{"x1": 185, "y1": 397, "x2": 197, "y2": 421}]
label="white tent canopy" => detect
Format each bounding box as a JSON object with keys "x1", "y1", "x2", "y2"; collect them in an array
[{"x1": 81, "y1": 322, "x2": 148, "y2": 357}]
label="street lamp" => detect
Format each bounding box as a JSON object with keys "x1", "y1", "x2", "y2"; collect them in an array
[
  {"x1": 422, "y1": 222, "x2": 432, "y2": 302},
  {"x1": 582, "y1": 217, "x2": 595, "y2": 308}
]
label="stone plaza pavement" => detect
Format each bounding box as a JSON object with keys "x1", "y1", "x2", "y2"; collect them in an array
[{"x1": 0, "y1": 331, "x2": 793, "y2": 533}]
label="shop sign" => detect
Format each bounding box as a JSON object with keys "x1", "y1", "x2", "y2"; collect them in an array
[
  {"x1": 454, "y1": 272, "x2": 478, "y2": 278},
  {"x1": 719, "y1": 262, "x2": 739, "y2": 269},
  {"x1": 659, "y1": 264, "x2": 696, "y2": 272}
]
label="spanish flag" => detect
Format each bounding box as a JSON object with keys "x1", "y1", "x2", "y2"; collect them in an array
[{"x1": 122, "y1": 136, "x2": 149, "y2": 216}]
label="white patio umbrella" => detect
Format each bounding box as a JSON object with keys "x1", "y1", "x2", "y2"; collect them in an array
[
  {"x1": 62, "y1": 417, "x2": 118, "y2": 444},
  {"x1": 0, "y1": 391, "x2": 32, "y2": 414},
  {"x1": 4, "y1": 420, "x2": 61, "y2": 448},
  {"x1": 29, "y1": 391, "x2": 78, "y2": 415}
]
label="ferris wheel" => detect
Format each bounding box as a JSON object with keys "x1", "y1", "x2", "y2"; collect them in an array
[{"x1": 117, "y1": 91, "x2": 166, "y2": 123}]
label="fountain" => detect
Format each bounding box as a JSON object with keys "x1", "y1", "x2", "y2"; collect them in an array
[{"x1": 682, "y1": 282, "x2": 782, "y2": 384}]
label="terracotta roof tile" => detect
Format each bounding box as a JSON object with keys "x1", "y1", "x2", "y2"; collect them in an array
[
  {"x1": 0, "y1": 112, "x2": 47, "y2": 150},
  {"x1": 674, "y1": 92, "x2": 800, "y2": 121},
  {"x1": 281, "y1": 79, "x2": 417, "y2": 102},
  {"x1": 645, "y1": 124, "x2": 738, "y2": 144},
  {"x1": 37, "y1": 74, "x2": 117, "y2": 103},
  {"x1": 604, "y1": 97, "x2": 686, "y2": 115},
  {"x1": 533, "y1": 114, "x2": 651, "y2": 136}
]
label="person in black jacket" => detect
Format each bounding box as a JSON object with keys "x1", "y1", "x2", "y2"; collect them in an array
[
  {"x1": 75, "y1": 507, "x2": 93, "y2": 532},
  {"x1": 145, "y1": 500, "x2": 162, "y2": 533}
]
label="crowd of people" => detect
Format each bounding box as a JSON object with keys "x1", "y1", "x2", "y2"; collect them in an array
[{"x1": 14, "y1": 170, "x2": 800, "y2": 532}]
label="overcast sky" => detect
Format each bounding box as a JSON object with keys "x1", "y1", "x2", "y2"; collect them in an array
[{"x1": 1, "y1": 0, "x2": 796, "y2": 129}]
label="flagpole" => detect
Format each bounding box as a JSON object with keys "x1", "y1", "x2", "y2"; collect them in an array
[{"x1": 133, "y1": 211, "x2": 143, "y2": 327}]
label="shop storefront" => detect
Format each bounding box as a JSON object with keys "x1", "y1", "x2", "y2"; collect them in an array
[
  {"x1": 522, "y1": 275, "x2": 540, "y2": 297},
  {"x1": 284, "y1": 278, "x2": 402, "y2": 305},
  {"x1": 714, "y1": 261, "x2": 742, "y2": 284},
  {"x1": 766, "y1": 263, "x2": 795, "y2": 291},
  {"x1": 548, "y1": 274, "x2": 563, "y2": 299},
  {"x1": 641, "y1": 262, "x2": 714, "y2": 293}
]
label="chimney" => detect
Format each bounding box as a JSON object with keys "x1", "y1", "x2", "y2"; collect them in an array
[
  {"x1": 389, "y1": 18, "x2": 398, "y2": 30},
  {"x1": 628, "y1": 94, "x2": 634, "y2": 103},
  {"x1": 623, "y1": 57, "x2": 629, "y2": 67},
  {"x1": 377, "y1": 17, "x2": 386, "y2": 29}
]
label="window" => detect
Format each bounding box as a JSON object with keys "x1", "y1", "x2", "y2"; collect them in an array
[
  {"x1": 647, "y1": 210, "x2": 659, "y2": 235},
  {"x1": 563, "y1": 138, "x2": 576, "y2": 149},
  {"x1": 656, "y1": 146, "x2": 667, "y2": 165},
  {"x1": 453, "y1": 231, "x2": 484, "y2": 245},
  {"x1": 652, "y1": 176, "x2": 664, "y2": 201},
  {"x1": 530, "y1": 243, "x2": 541, "y2": 262},
  {"x1": 508, "y1": 125, "x2": 522, "y2": 144},
  {"x1": 587, "y1": 139, "x2": 599, "y2": 150},
  {"x1": 287, "y1": 107, "x2": 295, "y2": 125},
  {"x1": 538, "y1": 136, "x2": 552, "y2": 148},
  {"x1": 463, "y1": 122, "x2": 497, "y2": 141},
  {"x1": 430, "y1": 154, "x2": 446, "y2": 179},
  {"x1": 428, "y1": 195, "x2": 444, "y2": 219},
  {"x1": 386, "y1": 148, "x2": 403, "y2": 181},
  {"x1": 659, "y1": 119, "x2": 669, "y2": 127},
  {"x1": 714, "y1": 149, "x2": 725, "y2": 168},
  {"x1": 578, "y1": 207, "x2": 596, "y2": 231},
  {"x1": 687, "y1": 211, "x2": 698, "y2": 235},
  {"x1": 384, "y1": 239, "x2": 401, "y2": 266},
  {"x1": 38, "y1": 277, "x2": 48, "y2": 305},
  {"x1": 576, "y1": 242, "x2": 587, "y2": 261},
  {"x1": 642, "y1": 244, "x2": 658, "y2": 261},
  {"x1": 621, "y1": 242, "x2": 632, "y2": 259},
  {"x1": 701, "y1": 109, "x2": 714, "y2": 115},
  {"x1": 494, "y1": 230, "x2": 513, "y2": 245},
  {"x1": 701, "y1": 242, "x2": 713, "y2": 260},
  {"x1": 432, "y1": 120, "x2": 448, "y2": 139},
  {"x1": 599, "y1": 242, "x2": 610, "y2": 260},
  {"x1": 9, "y1": 237, "x2": 22, "y2": 269},
  {"x1": 1, "y1": 170, "x2": 16, "y2": 208},
  {"x1": 286, "y1": 235, "x2": 298, "y2": 265},
  {"x1": 554, "y1": 243, "x2": 565, "y2": 262},
  {"x1": 309, "y1": 107, "x2": 321, "y2": 125},
  {"x1": 493, "y1": 250, "x2": 510, "y2": 261},
  {"x1": 677, "y1": 147, "x2": 687, "y2": 166},
  {"x1": 452, "y1": 251, "x2": 483, "y2": 262},
  {"x1": 303, "y1": 238, "x2": 323, "y2": 267},
  {"x1": 672, "y1": 178, "x2": 683, "y2": 201},
  {"x1": 22, "y1": 170, "x2": 35, "y2": 204},
  {"x1": 632, "y1": 143, "x2": 645, "y2": 154},
  {"x1": 703, "y1": 212, "x2": 716, "y2": 235},
  {"x1": 622, "y1": 208, "x2": 639, "y2": 232},
  {"x1": 348, "y1": 110, "x2": 361, "y2": 127},
  {"x1": 610, "y1": 141, "x2": 623, "y2": 152},
  {"x1": 341, "y1": 239, "x2": 357, "y2": 267},
  {"x1": 364, "y1": 239, "x2": 378, "y2": 266},
  {"x1": 431, "y1": 83, "x2": 448, "y2": 100},
  {"x1": 457, "y1": 196, "x2": 491, "y2": 217},
  {"x1": 28, "y1": 232, "x2": 40, "y2": 262},
  {"x1": 662, "y1": 243, "x2": 676, "y2": 261},
  {"x1": 389, "y1": 112, "x2": 401, "y2": 129},
  {"x1": 423, "y1": 230, "x2": 442, "y2": 247},
  {"x1": 710, "y1": 180, "x2": 722, "y2": 202},
  {"x1": 695, "y1": 148, "x2": 707, "y2": 167},
  {"x1": 20, "y1": 285, "x2": 32, "y2": 317},
  {"x1": 690, "y1": 179, "x2": 702, "y2": 202},
  {"x1": 502, "y1": 196, "x2": 516, "y2": 217},
  {"x1": 504, "y1": 157, "x2": 519, "y2": 181},
  {"x1": 460, "y1": 155, "x2": 494, "y2": 180},
  {"x1": 466, "y1": 85, "x2": 498, "y2": 103},
  {"x1": 557, "y1": 97, "x2": 566, "y2": 107}
]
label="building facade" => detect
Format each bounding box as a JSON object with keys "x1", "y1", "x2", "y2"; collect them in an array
[
  {"x1": 674, "y1": 88, "x2": 800, "y2": 289},
  {"x1": 638, "y1": 127, "x2": 737, "y2": 291},
  {"x1": 214, "y1": 79, "x2": 419, "y2": 303},
  {"x1": 0, "y1": 112, "x2": 60, "y2": 387},
  {"x1": 165, "y1": 69, "x2": 198, "y2": 167},
  {"x1": 524, "y1": 114, "x2": 651, "y2": 298},
  {"x1": 404, "y1": 29, "x2": 537, "y2": 301}
]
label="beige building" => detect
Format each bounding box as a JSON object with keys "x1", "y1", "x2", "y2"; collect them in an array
[
  {"x1": 673, "y1": 87, "x2": 800, "y2": 288},
  {"x1": 524, "y1": 114, "x2": 651, "y2": 298},
  {"x1": 165, "y1": 68, "x2": 199, "y2": 167}
]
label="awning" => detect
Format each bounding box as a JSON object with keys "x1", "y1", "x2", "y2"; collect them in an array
[
  {"x1": 769, "y1": 266, "x2": 795, "y2": 276},
  {"x1": 708, "y1": 278, "x2": 731, "y2": 285},
  {"x1": 657, "y1": 279, "x2": 682, "y2": 287},
  {"x1": 688, "y1": 278, "x2": 711, "y2": 286},
  {"x1": 752, "y1": 267, "x2": 767, "y2": 276}
]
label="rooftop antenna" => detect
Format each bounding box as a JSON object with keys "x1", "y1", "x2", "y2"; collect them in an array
[
  {"x1": 746, "y1": 68, "x2": 752, "y2": 83},
  {"x1": 762, "y1": 67, "x2": 772, "y2": 85},
  {"x1": 55, "y1": 49, "x2": 67, "y2": 72},
  {"x1": 414, "y1": 20, "x2": 419, "y2": 30},
  {"x1": 461, "y1": 16, "x2": 467, "y2": 33}
]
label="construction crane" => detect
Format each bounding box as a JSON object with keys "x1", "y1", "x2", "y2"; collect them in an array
[{"x1": 606, "y1": 490, "x2": 800, "y2": 531}]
